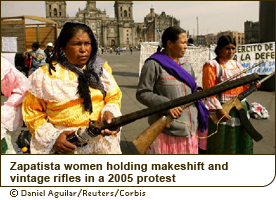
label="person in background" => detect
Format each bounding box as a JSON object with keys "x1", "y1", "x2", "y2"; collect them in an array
[
  {"x1": 136, "y1": 26, "x2": 209, "y2": 154},
  {"x1": 202, "y1": 35, "x2": 261, "y2": 154},
  {"x1": 44, "y1": 42, "x2": 54, "y2": 63},
  {"x1": 23, "y1": 42, "x2": 46, "y2": 75},
  {"x1": 115, "y1": 46, "x2": 120, "y2": 55},
  {"x1": 1, "y1": 55, "x2": 28, "y2": 154},
  {"x1": 188, "y1": 38, "x2": 195, "y2": 46},
  {"x1": 22, "y1": 22, "x2": 122, "y2": 154}
]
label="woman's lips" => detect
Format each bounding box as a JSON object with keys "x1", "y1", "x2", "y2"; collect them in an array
[{"x1": 78, "y1": 56, "x2": 88, "y2": 60}]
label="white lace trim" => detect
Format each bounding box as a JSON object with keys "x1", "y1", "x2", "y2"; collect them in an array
[
  {"x1": 30, "y1": 122, "x2": 122, "y2": 154},
  {"x1": 28, "y1": 64, "x2": 116, "y2": 102},
  {"x1": 101, "y1": 67, "x2": 114, "y2": 93},
  {"x1": 74, "y1": 132, "x2": 122, "y2": 154},
  {"x1": 101, "y1": 103, "x2": 122, "y2": 119},
  {"x1": 30, "y1": 123, "x2": 67, "y2": 154},
  {"x1": 28, "y1": 65, "x2": 79, "y2": 102}
]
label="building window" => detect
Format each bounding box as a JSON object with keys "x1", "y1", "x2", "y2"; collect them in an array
[
  {"x1": 60, "y1": 12, "x2": 62, "y2": 17},
  {"x1": 49, "y1": 5, "x2": 51, "y2": 10},
  {"x1": 54, "y1": 8, "x2": 57, "y2": 17},
  {"x1": 124, "y1": 10, "x2": 127, "y2": 17}
]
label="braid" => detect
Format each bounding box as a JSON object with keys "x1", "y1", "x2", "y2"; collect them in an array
[
  {"x1": 157, "y1": 46, "x2": 162, "y2": 52},
  {"x1": 48, "y1": 41, "x2": 60, "y2": 75},
  {"x1": 77, "y1": 72, "x2": 92, "y2": 113}
]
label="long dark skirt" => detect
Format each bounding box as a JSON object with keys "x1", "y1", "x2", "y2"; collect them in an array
[{"x1": 206, "y1": 101, "x2": 253, "y2": 154}]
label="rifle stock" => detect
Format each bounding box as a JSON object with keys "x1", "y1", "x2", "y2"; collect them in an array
[
  {"x1": 132, "y1": 102, "x2": 194, "y2": 154},
  {"x1": 133, "y1": 116, "x2": 172, "y2": 154},
  {"x1": 209, "y1": 98, "x2": 236, "y2": 124}
]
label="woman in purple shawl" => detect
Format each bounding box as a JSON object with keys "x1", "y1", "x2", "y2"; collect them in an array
[{"x1": 136, "y1": 26, "x2": 208, "y2": 154}]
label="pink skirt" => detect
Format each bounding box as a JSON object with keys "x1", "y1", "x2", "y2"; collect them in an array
[
  {"x1": 146, "y1": 132, "x2": 198, "y2": 154},
  {"x1": 198, "y1": 130, "x2": 208, "y2": 150}
]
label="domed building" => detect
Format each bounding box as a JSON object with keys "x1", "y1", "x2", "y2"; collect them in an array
[{"x1": 45, "y1": 1, "x2": 180, "y2": 48}]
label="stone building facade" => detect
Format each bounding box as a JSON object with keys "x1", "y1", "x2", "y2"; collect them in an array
[
  {"x1": 45, "y1": 1, "x2": 135, "y2": 48},
  {"x1": 142, "y1": 7, "x2": 180, "y2": 42},
  {"x1": 244, "y1": 21, "x2": 259, "y2": 44},
  {"x1": 45, "y1": 1, "x2": 180, "y2": 48}
]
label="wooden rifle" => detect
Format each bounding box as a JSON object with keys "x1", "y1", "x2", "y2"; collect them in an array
[
  {"x1": 132, "y1": 61, "x2": 266, "y2": 154},
  {"x1": 67, "y1": 73, "x2": 260, "y2": 151},
  {"x1": 132, "y1": 62, "x2": 266, "y2": 154},
  {"x1": 133, "y1": 72, "x2": 274, "y2": 154},
  {"x1": 209, "y1": 72, "x2": 275, "y2": 142}
]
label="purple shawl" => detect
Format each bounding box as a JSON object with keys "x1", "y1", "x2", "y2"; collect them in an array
[{"x1": 147, "y1": 51, "x2": 209, "y2": 132}]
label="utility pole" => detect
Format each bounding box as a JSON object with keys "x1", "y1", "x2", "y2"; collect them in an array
[{"x1": 196, "y1": 16, "x2": 198, "y2": 45}]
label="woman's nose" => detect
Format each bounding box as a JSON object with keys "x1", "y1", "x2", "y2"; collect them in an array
[{"x1": 80, "y1": 45, "x2": 86, "y2": 52}]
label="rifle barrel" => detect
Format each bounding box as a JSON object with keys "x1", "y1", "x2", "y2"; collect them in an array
[
  {"x1": 217, "y1": 61, "x2": 264, "y2": 86},
  {"x1": 259, "y1": 71, "x2": 275, "y2": 84},
  {"x1": 102, "y1": 73, "x2": 260, "y2": 130},
  {"x1": 238, "y1": 72, "x2": 275, "y2": 101}
]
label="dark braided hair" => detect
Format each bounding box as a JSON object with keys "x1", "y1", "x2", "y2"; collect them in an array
[{"x1": 157, "y1": 26, "x2": 186, "y2": 52}]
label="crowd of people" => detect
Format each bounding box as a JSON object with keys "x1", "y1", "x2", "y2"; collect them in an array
[
  {"x1": 97, "y1": 46, "x2": 137, "y2": 55},
  {"x1": 1, "y1": 24, "x2": 262, "y2": 155}
]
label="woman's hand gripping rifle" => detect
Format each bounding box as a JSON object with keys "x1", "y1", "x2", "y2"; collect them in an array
[
  {"x1": 64, "y1": 73, "x2": 260, "y2": 153},
  {"x1": 209, "y1": 72, "x2": 275, "y2": 142},
  {"x1": 132, "y1": 102, "x2": 194, "y2": 154},
  {"x1": 66, "y1": 119, "x2": 120, "y2": 146}
]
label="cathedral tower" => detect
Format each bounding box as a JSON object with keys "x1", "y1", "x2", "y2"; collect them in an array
[
  {"x1": 45, "y1": 1, "x2": 68, "y2": 28},
  {"x1": 45, "y1": 1, "x2": 67, "y2": 18},
  {"x1": 114, "y1": 1, "x2": 134, "y2": 21},
  {"x1": 114, "y1": 1, "x2": 135, "y2": 47},
  {"x1": 86, "y1": 1, "x2": 97, "y2": 10}
]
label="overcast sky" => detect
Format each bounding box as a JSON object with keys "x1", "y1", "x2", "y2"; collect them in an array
[{"x1": 1, "y1": 1, "x2": 259, "y2": 35}]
